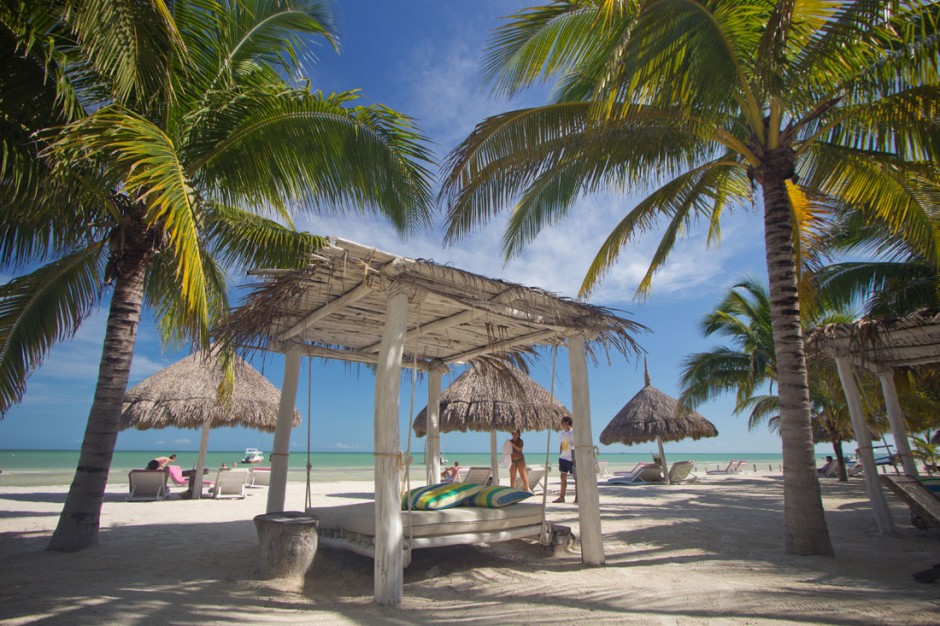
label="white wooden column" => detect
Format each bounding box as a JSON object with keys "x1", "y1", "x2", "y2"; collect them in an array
[
  {"x1": 877, "y1": 369, "x2": 918, "y2": 477},
  {"x1": 568, "y1": 335, "x2": 604, "y2": 565},
  {"x1": 192, "y1": 421, "x2": 210, "y2": 499},
  {"x1": 835, "y1": 356, "x2": 895, "y2": 533},
  {"x1": 267, "y1": 347, "x2": 301, "y2": 513},
  {"x1": 373, "y1": 286, "x2": 409, "y2": 606},
  {"x1": 426, "y1": 366, "x2": 442, "y2": 484}
]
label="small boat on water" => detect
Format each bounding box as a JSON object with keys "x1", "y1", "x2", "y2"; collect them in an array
[{"x1": 241, "y1": 448, "x2": 264, "y2": 464}]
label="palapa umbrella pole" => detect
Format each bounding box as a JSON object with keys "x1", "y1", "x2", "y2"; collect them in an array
[
  {"x1": 193, "y1": 421, "x2": 210, "y2": 498},
  {"x1": 490, "y1": 430, "x2": 499, "y2": 485},
  {"x1": 657, "y1": 436, "x2": 669, "y2": 485}
]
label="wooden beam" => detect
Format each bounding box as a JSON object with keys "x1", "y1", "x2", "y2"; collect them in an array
[
  {"x1": 278, "y1": 258, "x2": 410, "y2": 342},
  {"x1": 441, "y1": 329, "x2": 560, "y2": 364},
  {"x1": 267, "y1": 348, "x2": 301, "y2": 514},
  {"x1": 834, "y1": 357, "x2": 894, "y2": 534},
  {"x1": 878, "y1": 371, "x2": 918, "y2": 476},
  {"x1": 358, "y1": 309, "x2": 481, "y2": 354},
  {"x1": 278, "y1": 277, "x2": 378, "y2": 342},
  {"x1": 373, "y1": 287, "x2": 409, "y2": 606},
  {"x1": 568, "y1": 335, "x2": 604, "y2": 565}
]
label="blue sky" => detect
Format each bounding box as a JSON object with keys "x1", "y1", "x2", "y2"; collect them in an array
[{"x1": 0, "y1": 1, "x2": 825, "y2": 456}]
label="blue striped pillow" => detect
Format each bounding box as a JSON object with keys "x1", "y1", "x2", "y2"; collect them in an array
[
  {"x1": 919, "y1": 477, "x2": 940, "y2": 495},
  {"x1": 467, "y1": 485, "x2": 533, "y2": 508},
  {"x1": 402, "y1": 482, "x2": 481, "y2": 510}
]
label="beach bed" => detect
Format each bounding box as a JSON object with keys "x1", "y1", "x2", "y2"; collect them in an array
[{"x1": 309, "y1": 501, "x2": 545, "y2": 566}]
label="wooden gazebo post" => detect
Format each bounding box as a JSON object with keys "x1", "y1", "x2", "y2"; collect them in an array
[
  {"x1": 568, "y1": 334, "x2": 604, "y2": 565},
  {"x1": 834, "y1": 356, "x2": 894, "y2": 533},
  {"x1": 876, "y1": 368, "x2": 918, "y2": 476},
  {"x1": 374, "y1": 283, "x2": 409, "y2": 606},
  {"x1": 267, "y1": 347, "x2": 301, "y2": 513}
]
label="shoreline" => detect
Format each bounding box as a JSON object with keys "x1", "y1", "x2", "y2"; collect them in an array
[{"x1": 1, "y1": 473, "x2": 938, "y2": 624}]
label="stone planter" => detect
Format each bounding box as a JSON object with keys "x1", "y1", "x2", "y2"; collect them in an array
[{"x1": 253, "y1": 511, "x2": 320, "y2": 580}]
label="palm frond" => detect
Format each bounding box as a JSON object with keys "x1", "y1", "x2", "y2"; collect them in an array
[
  {"x1": 66, "y1": 0, "x2": 185, "y2": 108},
  {"x1": 205, "y1": 203, "x2": 326, "y2": 270},
  {"x1": 581, "y1": 158, "x2": 749, "y2": 298},
  {"x1": 483, "y1": 1, "x2": 630, "y2": 99},
  {"x1": 677, "y1": 347, "x2": 758, "y2": 412},
  {"x1": 0, "y1": 243, "x2": 106, "y2": 413},
  {"x1": 187, "y1": 88, "x2": 434, "y2": 234},
  {"x1": 50, "y1": 106, "x2": 209, "y2": 331}
]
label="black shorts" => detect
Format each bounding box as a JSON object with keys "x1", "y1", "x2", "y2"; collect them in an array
[{"x1": 559, "y1": 458, "x2": 574, "y2": 474}]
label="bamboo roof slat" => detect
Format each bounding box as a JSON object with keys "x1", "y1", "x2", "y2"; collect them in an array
[{"x1": 219, "y1": 237, "x2": 646, "y2": 366}]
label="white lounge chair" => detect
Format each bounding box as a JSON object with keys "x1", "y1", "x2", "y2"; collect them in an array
[
  {"x1": 210, "y1": 468, "x2": 248, "y2": 499},
  {"x1": 526, "y1": 465, "x2": 548, "y2": 492},
  {"x1": 249, "y1": 466, "x2": 271, "y2": 487},
  {"x1": 607, "y1": 463, "x2": 662, "y2": 485},
  {"x1": 127, "y1": 469, "x2": 169, "y2": 501},
  {"x1": 459, "y1": 466, "x2": 493, "y2": 485},
  {"x1": 596, "y1": 460, "x2": 609, "y2": 478},
  {"x1": 667, "y1": 460, "x2": 697, "y2": 484}
]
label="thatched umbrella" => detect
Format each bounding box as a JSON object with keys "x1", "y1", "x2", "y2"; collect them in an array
[
  {"x1": 413, "y1": 364, "x2": 570, "y2": 484},
  {"x1": 121, "y1": 351, "x2": 300, "y2": 498},
  {"x1": 599, "y1": 362, "x2": 718, "y2": 484}
]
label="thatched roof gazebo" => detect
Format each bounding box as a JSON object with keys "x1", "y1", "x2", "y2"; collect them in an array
[
  {"x1": 218, "y1": 237, "x2": 646, "y2": 605},
  {"x1": 807, "y1": 308, "x2": 940, "y2": 533},
  {"x1": 600, "y1": 363, "x2": 717, "y2": 484},
  {"x1": 413, "y1": 364, "x2": 570, "y2": 483},
  {"x1": 121, "y1": 351, "x2": 300, "y2": 498}
]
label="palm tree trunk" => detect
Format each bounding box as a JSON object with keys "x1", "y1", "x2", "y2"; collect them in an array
[
  {"x1": 832, "y1": 441, "x2": 848, "y2": 482},
  {"x1": 48, "y1": 247, "x2": 148, "y2": 551},
  {"x1": 761, "y1": 176, "x2": 834, "y2": 556}
]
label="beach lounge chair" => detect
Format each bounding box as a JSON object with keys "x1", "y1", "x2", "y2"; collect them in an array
[
  {"x1": 880, "y1": 474, "x2": 940, "y2": 530},
  {"x1": 249, "y1": 466, "x2": 271, "y2": 487},
  {"x1": 459, "y1": 466, "x2": 493, "y2": 485},
  {"x1": 706, "y1": 460, "x2": 744, "y2": 475},
  {"x1": 596, "y1": 460, "x2": 609, "y2": 478},
  {"x1": 210, "y1": 468, "x2": 248, "y2": 499},
  {"x1": 526, "y1": 465, "x2": 548, "y2": 492},
  {"x1": 127, "y1": 469, "x2": 170, "y2": 501},
  {"x1": 607, "y1": 463, "x2": 662, "y2": 485},
  {"x1": 667, "y1": 460, "x2": 697, "y2": 484},
  {"x1": 166, "y1": 464, "x2": 188, "y2": 487}
]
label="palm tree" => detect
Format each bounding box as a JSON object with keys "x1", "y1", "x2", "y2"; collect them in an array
[
  {"x1": 0, "y1": 0, "x2": 433, "y2": 551},
  {"x1": 439, "y1": 1, "x2": 939, "y2": 555},
  {"x1": 678, "y1": 277, "x2": 878, "y2": 480}
]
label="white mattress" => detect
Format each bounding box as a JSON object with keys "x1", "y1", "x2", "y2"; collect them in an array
[{"x1": 309, "y1": 502, "x2": 544, "y2": 539}]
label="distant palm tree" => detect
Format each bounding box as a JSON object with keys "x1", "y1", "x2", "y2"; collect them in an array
[
  {"x1": 440, "y1": 1, "x2": 938, "y2": 556},
  {"x1": 678, "y1": 278, "x2": 878, "y2": 480},
  {"x1": 0, "y1": 0, "x2": 433, "y2": 551},
  {"x1": 812, "y1": 209, "x2": 940, "y2": 317}
]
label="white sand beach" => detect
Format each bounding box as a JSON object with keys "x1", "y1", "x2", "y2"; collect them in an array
[{"x1": 1, "y1": 471, "x2": 938, "y2": 625}]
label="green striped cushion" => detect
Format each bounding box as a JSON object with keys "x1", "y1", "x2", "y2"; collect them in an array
[
  {"x1": 467, "y1": 486, "x2": 533, "y2": 508},
  {"x1": 402, "y1": 482, "x2": 481, "y2": 511}
]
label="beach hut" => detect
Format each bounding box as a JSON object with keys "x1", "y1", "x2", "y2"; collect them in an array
[
  {"x1": 600, "y1": 361, "x2": 718, "y2": 484},
  {"x1": 120, "y1": 351, "x2": 301, "y2": 498},
  {"x1": 412, "y1": 363, "x2": 569, "y2": 485},
  {"x1": 218, "y1": 236, "x2": 645, "y2": 606}
]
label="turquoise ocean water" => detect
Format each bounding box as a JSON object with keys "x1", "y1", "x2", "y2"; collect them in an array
[{"x1": 0, "y1": 449, "x2": 786, "y2": 487}]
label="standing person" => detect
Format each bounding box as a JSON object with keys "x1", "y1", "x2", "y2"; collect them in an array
[
  {"x1": 554, "y1": 417, "x2": 576, "y2": 503},
  {"x1": 146, "y1": 454, "x2": 176, "y2": 470},
  {"x1": 508, "y1": 430, "x2": 531, "y2": 491}
]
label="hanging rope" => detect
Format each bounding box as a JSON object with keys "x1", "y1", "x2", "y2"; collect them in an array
[
  {"x1": 304, "y1": 356, "x2": 313, "y2": 511},
  {"x1": 539, "y1": 346, "x2": 557, "y2": 546}
]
